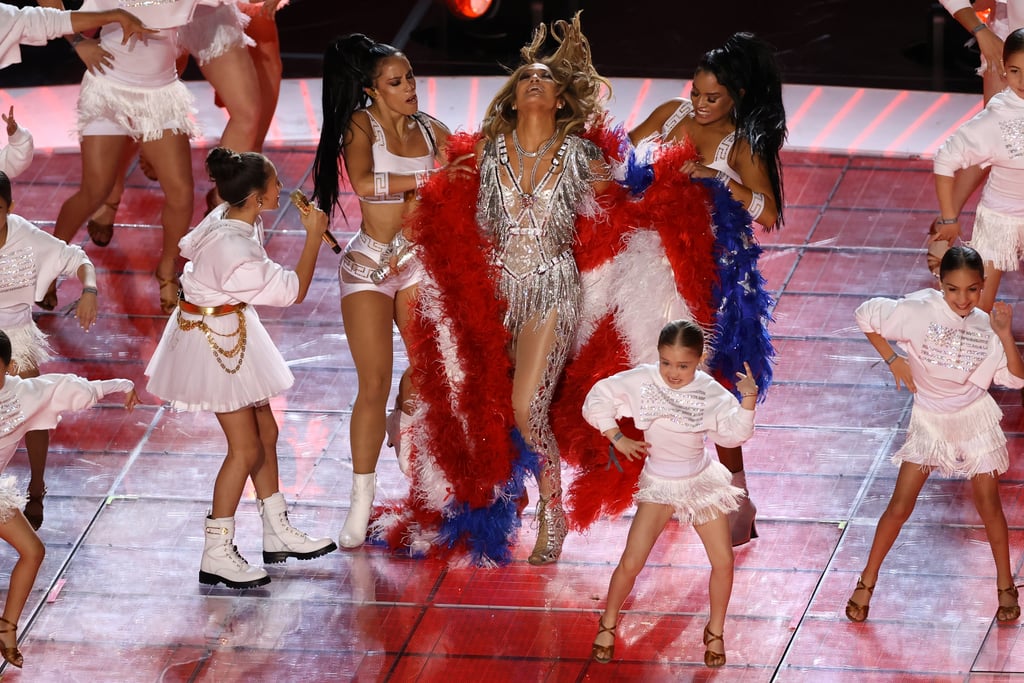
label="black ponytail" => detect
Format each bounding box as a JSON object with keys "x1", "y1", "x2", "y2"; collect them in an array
[{"x1": 312, "y1": 33, "x2": 402, "y2": 221}]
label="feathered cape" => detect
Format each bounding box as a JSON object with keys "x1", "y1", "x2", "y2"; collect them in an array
[{"x1": 370, "y1": 124, "x2": 775, "y2": 561}]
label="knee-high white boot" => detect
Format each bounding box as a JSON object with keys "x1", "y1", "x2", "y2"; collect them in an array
[
  {"x1": 338, "y1": 472, "x2": 376, "y2": 549},
  {"x1": 199, "y1": 516, "x2": 271, "y2": 589},
  {"x1": 386, "y1": 407, "x2": 417, "y2": 476},
  {"x1": 259, "y1": 492, "x2": 337, "y2": 564},
  {"x1": 727, "y1": 471, "x2": 758, "y2": 547}
]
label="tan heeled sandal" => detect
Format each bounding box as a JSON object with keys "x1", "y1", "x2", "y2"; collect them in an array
[
  {"x1": 591, "y1": 617, "x2": 616, "y2": 664},
  {"x1": 997, "y1": 584, "x2": 1021, "y2": 622},
  {"x1": 702, "y1": 625, "x2": 726, "y2": 668},
  {"x1": 0, "y1": 616, "x2": 24, "y2": 668},
  {"x1": 845, "y1": 575, "x2": 875, "y2": 623}
]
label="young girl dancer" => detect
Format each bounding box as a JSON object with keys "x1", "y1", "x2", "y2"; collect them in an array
[
  {"x1": 585, "y1": 320, "x2": 758, "y2": 667},
  {"x1": 847, "y1": 246, "x2": 1024, "y2": 623},
  {"x1": 0, "y1": 171, "x2": 99, "y2": 530},
  {"x1": 0, "y1": 329, "x2": 137, "y2": 668},
  {"x1": 933, "y1": 28, "x2": 1024, "y2": 310},
  {"x1": 146, "y1": 148, "x2": 336, "y2": 589}
]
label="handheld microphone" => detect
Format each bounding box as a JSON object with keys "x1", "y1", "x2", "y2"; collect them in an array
[{"x1": 289, "y1": 189, "x2": 341, "y2": 254}]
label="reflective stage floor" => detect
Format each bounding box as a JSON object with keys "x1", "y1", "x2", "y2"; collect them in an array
[{"x1": 0, "y1": 77, "x2": 1021, "y2": 681}]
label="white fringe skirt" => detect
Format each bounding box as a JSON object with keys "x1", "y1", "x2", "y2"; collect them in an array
[
  {"x1": 893, "y1": 393, "x2": 1008, "y2": 477},
  {"x1": 0, "y1": 475, "x2": 26, "y2": 524},
  {"x1": 4, "y1": 321, "x2": 51, "y2": 376},
  {"x1": 76, "y1": 71, "x2": 199, "y2": 143},
  {"x1": 635, "y1": 461, "x2": 744, "y2": 526},
  {"x1": 966, "y1": 204, "x2": 1024, "y2": 272},
  {"x1": 177, "y1": 3, "x2": 254, "y2": 66}
]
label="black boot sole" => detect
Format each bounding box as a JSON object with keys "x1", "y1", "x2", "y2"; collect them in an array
[
  {"x1": 198, "y1": 570, "x2": 271, "y2": 589},
  {"x1": 263, "y1": 541, "x2": 338, "y2": 564}
]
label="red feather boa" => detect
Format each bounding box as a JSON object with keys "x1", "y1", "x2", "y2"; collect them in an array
[{"x1": 406, "y1": 131, "x2": 516, "y2": 510}]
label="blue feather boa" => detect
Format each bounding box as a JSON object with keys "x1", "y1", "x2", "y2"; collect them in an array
[
  {"x1": 436, "y1": 428, "x2": 542, "y2": 565},
  {"x1": 699, "y1": 177, "x2": 775, "y2": 400}
]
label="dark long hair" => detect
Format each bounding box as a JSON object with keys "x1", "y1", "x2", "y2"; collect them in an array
[
  {"x1": 698, "y1": 32, "x2": 787, "y2": 225},
  {"x1": 312, "y1": 33, "x2": 402, "y2": 220}
]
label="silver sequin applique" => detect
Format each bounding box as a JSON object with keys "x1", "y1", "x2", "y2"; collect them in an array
[
  {"x1": 998, "y1": 117, "x2": 1024, "y2": 159},
  {"x1": 920, "y1": 322, "x2": 990, "y2": 373},
  {"x1": 639, "y1": 382, "x2": 706, "y2": 429}
]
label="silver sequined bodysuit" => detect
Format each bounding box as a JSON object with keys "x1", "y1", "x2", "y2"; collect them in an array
[{"x1": 476, "y1": 132, "x2": 603, "y2": 476}]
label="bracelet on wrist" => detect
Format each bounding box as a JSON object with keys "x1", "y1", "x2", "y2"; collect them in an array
[
  {"x1": 611, "y1": 431, "x2": 624, "y2": 443},
  {"x1": 884, "y1": 352, "x2": 899, "y2": 365},
  {"x1": 741, "y1": 392, "x2": 758, "y2": 398},
  {"x1": 70, "y1": 33, "x2": 86, "y2": 48},
  {"x1": 971, "y1": 23, "x2": 989, "y2": 35},
  {"x1": 936, "y1": 217, "x2": 959, "y2": 225},
  {"x1": 82, "y1": 286, "x2": 98, "y2": 295}
]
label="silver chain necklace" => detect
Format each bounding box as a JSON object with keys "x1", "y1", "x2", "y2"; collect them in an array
[{"x1": 512, "y1": 129, "x2": 559, "y2": 200}]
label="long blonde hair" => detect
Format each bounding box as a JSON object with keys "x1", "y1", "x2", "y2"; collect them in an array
[{"x1": 481, "y1": 12, "x2": 610, "y2": 142}]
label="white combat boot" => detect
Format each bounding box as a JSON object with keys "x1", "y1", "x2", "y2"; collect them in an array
[
  {"x1": 199, "y1": 516, "x2": 271, "y2": 589},
  {"x1": 258, "y1": 492, "x2": 337, "y2": 564},
  {"x1": 338, "y1": 472, "x2": 376, "y2": 548}
]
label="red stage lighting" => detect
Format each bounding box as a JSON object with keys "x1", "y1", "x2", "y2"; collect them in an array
[{"x1": 445, "y1": 0, "x2": 497, "y2": 20}]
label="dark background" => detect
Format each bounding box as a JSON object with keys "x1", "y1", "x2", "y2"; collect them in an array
[{"x1": 0, "y1": 0, "x2": 991, "y2": 95}]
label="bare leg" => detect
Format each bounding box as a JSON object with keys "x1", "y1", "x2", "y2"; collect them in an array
[
  {"x1": 17, "y1": 366, "x2": 46, "y2": 529},
  {"x1": 241, "y1": 5, "x2": 282, "y2": 150},
  {"x1": 342, "y1": 290, "x2": 395, "y2": 474},
  {"x1": 212, "y1": 405, "x2": 280, "y2": 518},
  {"x1": 0, "y1": 511, "x2": 45, "y2": 652},
  {"x1": 849, "y1": 462, "x2": 930, "y2": 614},
  {"x1": 86, "y1": 142, "x2": 137, "y2": 246},
  {"x1": 139, "y1": 132, "x2": 194, "y2": 313},
  {"x1": 53, "y1": 135, "x2": 130, "y2": 244},
  {"x1": 969, "y1": 472, "x2": 1017, "y2": 617},
  {"x1": 693, "y1": 513, "x2": 734, "y2": 659},
  {"x1": 595, "y1": 502, "x2": 674, "y2": 651},
  {"x1": 200, "y1": 45, "x2": 260, "y2": 152}
]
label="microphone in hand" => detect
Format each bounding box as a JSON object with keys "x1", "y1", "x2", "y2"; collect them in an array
[{"x1": 290, "y1": 189, "x2": 341, "y2": 254}]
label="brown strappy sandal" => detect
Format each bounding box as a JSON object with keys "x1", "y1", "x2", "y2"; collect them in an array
[
  {"x1": 702, "y1": 624, "x2": 726, "y2": 668},
  {"x1": 591, "y1": 616, "x2": 616, "y2": 664},
  {"x1": 0, "y1": 616, "x2": 24, "y2": 668},
  {"x1": 86, "y1": 201, "x2": 118, "y2": 247},
  {"x1": 845, "y1": 575, "x2": 875, "y2": 623},
  {"x1": 997, "y1": 584, "x2": 1021, "y2": 622}
]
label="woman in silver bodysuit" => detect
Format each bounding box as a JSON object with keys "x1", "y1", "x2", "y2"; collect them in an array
[{"x1": 474, "y1": 13, "x2": 611, "y2": 564}]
